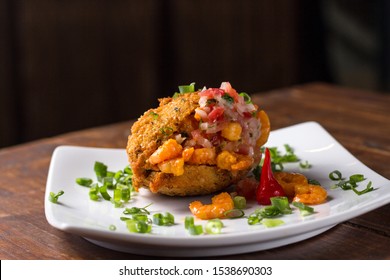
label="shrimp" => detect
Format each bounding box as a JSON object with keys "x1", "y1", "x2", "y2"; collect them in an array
[
  {"x1": 293, "y1": 184, "x2": 327, "y2": 205},
  {"x1": 187, "y1": 147, "x2": 216, "y2": 165},
  {"x1": 274, "y1": 172, "x2": 308, "y2": 198},
  {"x1": 148, "y1": 139, "x2": 183, "y2": 165},
  {"x1": 256, "y1": 110, "x2": 270, "y2": 147},
  {"x1": 189, "y1": 192, "x2": 234, "y2": 220}
]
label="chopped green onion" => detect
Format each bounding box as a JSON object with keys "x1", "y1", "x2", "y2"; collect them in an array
[
  {"x1": 160, "y1": 126, "x2": 173, "y2": 136},
  {"x1": 132, "y1": 214, "x2": 152, "y2": 223},
  {"x1": 239, "y1": 92, "x2": 252, "y2": 104},
  {"x1": 292, "y1": 201, "x2": 314, "y2": 216},
  {"x1": 99, "y1": 185, "x2": 111, "y2": 201},
  {"x1": 270, "y1": 196, "x2": 292, "y2": 214},
  {"x1": 299, "y1": 160, "x2": 312, "y2": 169},
  {"x1": 188, "y1": 224, "x2": 203, "y2": 236},
  {"x1": 89, "y1": 185, "x2": 100, "y2": 201},
  {"x1": 261, "y1": 219, "x2": 285, "y2": 228},
  {"x1": 184, "y1": 216, "x2": 194, "y2": 229},
  {"x1": 224, "y1": 208, "x2": 245, "y2": 219},
  {"x1": 233, "y1": 196, "x2": 246, "y2": 209},
  {"x1": 117, "y1": 184, "x2": 131, "y2": 202},
  {"x1": 349, "y1": 174, "x2": 365, "y2": 183},
  {"x1": 258, "y1": 206, "x2": 281, "y2": 218},
  {"x1": 247, "y1": 213, "x2": 263, "y2": 225},
  {"x1": 329, "y1": 170, "x2": 375, "y2": 195},
  {"x1": 153, "y1": 212, "x2": 175, "y2": 226},
  {"x1": 247, "y1": 196, "x2": 292, "y2": 225},
  {"x1": 113, "y1": 188, "x2": 122, "y2": 201},
  {"x1": 123, "y1": 203, "x2": 152, "y2": 215},
  {"x1": 114, "y1": 170, "x2": 123, "y2": 181},
  {"x1": 94, "y1": 161, "x2": 107, "y2": 182},
  {"x1": 126, "y1": 219, "x2": 151, "y2": 234},
  {"x1": 124, "y1": 165, "x2": 133, "y2": 175},
  {"x1": 352, "y1": 181, "x2": 374, "y2": 195},
  {"x1": 75, "y1": 177, "x2": 93, "y2": 187},
  {"x1": 178, "y1": 82, "x2": 196, "y2": 93},
  {"x1": 329, "y1": 170, "x2": 344, "y2": 181},
  {"x1": 48, "y1": 190, "x2": 64, "y2": 204},
  {"x1": 261, "y1": 145, "x2": 300, "y2": 172},
  {"x1": 109, "y1": 225, "x2": 116, "y2": 231},
  {"x1": 221, "y1": 93, "x2": 234, "y2": 103},
  {"x1": 106, "y1": 171, "x2": 115, "y2": 178},
  {"x1": 102, "y1": 177, "x2": 114, "y2": 189},
  {"x1": 205, "y1": 219, "x2": 223, "y2": 234}
]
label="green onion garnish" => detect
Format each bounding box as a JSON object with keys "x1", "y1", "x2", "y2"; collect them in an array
[
  {"x1": 109, "y1": 224, "x2": 116, "y2": 231},
  {"x1": 126, "y1": 219, "x2": 152, "y2": 234},
  {"x1": 299, "y1": 160, "x2": 312, "y2": 169},
  {"x1": 188, "y1": 224, "x2": 203, "y2": 236},
  {"x1": 224, "y1": 208, "x2": 245, "y2": 219},
  {"x1": 153, "y1": 212, "x2": 175, "y2": 226},
  {"x1": 116, "y1": 184, "x2": 131, "y2": 202},
  {"x1": 184, "y1": 216, "x2": 194, "y2": 229},
  {"x1": 270, "y1": 196, "x2": 292, "y2": 214},
  {"x1": 124, "y1": 165, "x2": 133, "y2": 175},
  {"x1": 329, "y1": 170, "x2": 344, "y2": 181},
  {"x1": 329, "y1": 170, "x2": 375, "y2": 195},
  {"x1": 99, "y1": 185, "x2": 111, "y2": 201},
  {"x1": 75, "y1": 177, "x2": 93, "y2": 187},
  {"x1": 178, "y1": 82, "x2": 196, "y2": 93},
  {"x1": 89, "y1": 185, "x2": 100, "y2": 201},
  {"x1": 102, "y1": 177, "x2": 114, "y2": 189},
  {"x1": 260, "y1": 145, "x2": 300, "y2": 172},
  {"x1": 48, "y1": 190, "x2": 64, "y2": 204},
  {"x1": 261, "y1": 219, "x2": 285, "y2": 228},
  {"x1": 94, "y1": 161, "x2": 107, "y2": 182},
  {"x1": 247, "y1": 196, "x2": 292, "y2": 225},
  {"x1": 123, "y1": 203, "x2": 152, "y2": 215},
  {"x1": 247, "y1": 213, "x2": 263, "y2": 225},
  {"x1": 239, "y1": 92, "x2": 252, "y2": 104},
  {"x1": 205, "y1": 219, "x2": 223, "y2": 234},
  {"x1": 233, "y1": 196, "x2": 246, "y2": 209},
  {"x1": 221, "y1": 93, "x2": 234, "y2": 103},
  {"x1": 292, "y1": 201, "x2": 314, "y2": 216}
]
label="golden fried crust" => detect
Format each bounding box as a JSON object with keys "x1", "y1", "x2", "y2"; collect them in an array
[
  {"x1": 146, "y1": 165, "x2": 248, "y2": 196},
  {"x1": 127, "y1": 91, "x2": 255, "y2": 196},
  {"x1": 126, "y1": 92, "x2": 200, "y2": 191}
]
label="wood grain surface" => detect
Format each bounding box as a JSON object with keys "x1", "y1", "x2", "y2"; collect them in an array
[{"x1": 0, "y1": 83, "x2": 389, "y2": 259}]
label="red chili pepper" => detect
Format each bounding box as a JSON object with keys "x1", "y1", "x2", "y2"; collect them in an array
[{"x1": 256, "y1": 148, "x2": 286, "y2": 205}]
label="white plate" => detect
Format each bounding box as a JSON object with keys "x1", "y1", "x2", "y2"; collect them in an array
[{"x1": 45, "y1": 122, "x2": 390, "y2": 257}]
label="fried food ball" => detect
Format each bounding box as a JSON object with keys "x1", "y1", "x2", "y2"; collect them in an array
[{"x1": 126, "y1": 82, "x2": 270, "y2": 196}]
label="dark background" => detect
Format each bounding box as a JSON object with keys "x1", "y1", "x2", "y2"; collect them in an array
[{"x1": 1, "y1": 0, "x2": 388, "y2": 148}]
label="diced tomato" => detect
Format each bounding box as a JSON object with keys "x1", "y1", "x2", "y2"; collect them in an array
[
  {"x1": 199, "y1": 88, "x2": 224, "y2": 98},
  {"x1": 208, "y1": 107, "x2": 224, "y2": 123},
  {"x1": 220, "y1": 82, "x2": 239, "y2": 102}
]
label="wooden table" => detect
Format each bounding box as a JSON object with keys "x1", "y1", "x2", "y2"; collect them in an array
[{"x1": 1, "y1": 83, "x2": 389, "y2": 260}]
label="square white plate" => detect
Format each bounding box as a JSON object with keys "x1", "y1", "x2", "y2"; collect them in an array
[{"x1": 45, "y1": 122, "x2": 390, "y2": 257}]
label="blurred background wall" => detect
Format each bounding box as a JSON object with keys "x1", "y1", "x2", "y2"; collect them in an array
[{"x1": 0, "y1": 0, "x2": 387, "y2": 148}]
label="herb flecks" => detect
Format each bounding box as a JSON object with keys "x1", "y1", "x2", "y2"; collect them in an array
[
  {"x1": 160, "y1": 126, "x2": 174, "y2": 136},
  {"x1": 149, "y1": 111, "x2": 159, "y2": 120},
  {"x1": 222, "y1": 93, "x2": 234, "y2": 104}
]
